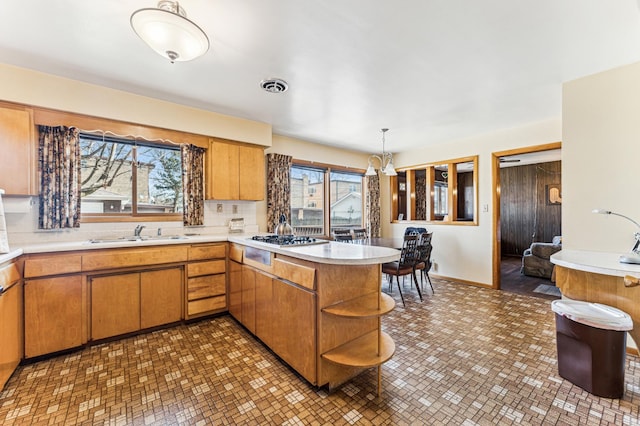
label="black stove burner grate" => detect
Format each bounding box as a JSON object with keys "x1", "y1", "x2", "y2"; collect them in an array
[{"x1": 251, "y1": 235, "x2": 323, "y2": 246}]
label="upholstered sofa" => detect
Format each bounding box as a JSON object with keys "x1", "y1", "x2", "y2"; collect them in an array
[{"x1": 521, "y1": 236, "x2": 562, "y2": 280}]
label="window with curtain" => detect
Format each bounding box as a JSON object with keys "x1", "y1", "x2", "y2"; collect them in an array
[
  {"x1": 79, "y1": 133, "x2": 182, "y2": 218},
  {"x1": 289, "y1": 163, "x2": 364, "y2": 237}
]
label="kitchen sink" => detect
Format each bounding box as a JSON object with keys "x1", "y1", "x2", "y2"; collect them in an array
[{"x1": 87, "y1": 235, "x2": 188, "y2": 244}]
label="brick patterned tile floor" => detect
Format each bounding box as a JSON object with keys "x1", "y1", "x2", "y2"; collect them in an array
[{"x1": 1, "y1": 278, "x2": 639, "y2": 425}]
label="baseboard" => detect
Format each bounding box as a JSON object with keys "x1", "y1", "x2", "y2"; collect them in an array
[{"x1": 430, "y1": 273, "x2": 492, "y2": 289}]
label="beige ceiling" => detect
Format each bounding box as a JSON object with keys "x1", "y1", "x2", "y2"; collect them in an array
[{"x1": 1, "y1": 1, "x2": 639, "y2": 154}]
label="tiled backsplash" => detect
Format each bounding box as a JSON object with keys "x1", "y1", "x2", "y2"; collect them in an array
[{"x1": 2, "y1": 196, "x2": 259, "y2": 246}]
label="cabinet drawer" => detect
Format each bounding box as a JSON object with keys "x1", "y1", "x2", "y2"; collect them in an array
[
  {"x1": 188, "y1": 260, "x2": 226, "y2": 277},
  {"x1": 188, "y1": 295, "x2": 226, "y2": 315},
  {"x1": 274, "y1": 258, "x2": 316, "y2": 290},
  {"x1": 188, "y1": 274, "x2": 226, "y2": 301},
  {"x1": 82, "y1": 246, "x2": 188, "y2": 271},
  {"x1": 229, "y1": 244, "x2": 243, "y2": 263},
  {"x1": 0, "y1": 262, "x2": 20, "y2": 286},
  {"x1": 188, "y1": 244, "x2": 226, "y2": 261},
  {"x1": 24, "y1": 254, "x2": 82, "y2": 278}
]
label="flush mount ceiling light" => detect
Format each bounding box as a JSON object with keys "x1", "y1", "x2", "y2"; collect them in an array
[
  {"x1": 365, "y1": 128, "x2": 397, "y2": 176},
  {"x1": 131, "y1": 1, "x2": 210, "y2": 63},
  {"x1": 260, "y1": 78, "x2": 289, "y2": 93}
]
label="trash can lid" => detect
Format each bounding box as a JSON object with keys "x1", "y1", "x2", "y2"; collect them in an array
[{"x1": 551, "y1": 300, "x2": 633, "y2": 331}]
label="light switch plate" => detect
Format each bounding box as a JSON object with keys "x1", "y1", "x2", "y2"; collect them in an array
[
  {"x1": 217, "y1": 203, "x2": 223, "y2": 213},
  {"x1": 232, "y1": 205, "x2": 238, "y2": 214}
]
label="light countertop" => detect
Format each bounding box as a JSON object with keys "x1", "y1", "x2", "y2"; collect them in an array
[
  {"x1": 551, "y1": 249, "x2": 640, "y2": 278},
  {"x1": 12, "y1": 234, "x2": 400, "y2": 265},
  {"x1": 228, "y1": 236, "x2": 400, "y2": 265},
  {"x1": 0, "y1": 249, "x2": 23, "y2": 264}
]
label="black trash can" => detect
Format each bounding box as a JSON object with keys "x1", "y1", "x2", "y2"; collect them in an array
[{"x1": 551, "y1": 300, "x2": 633, "y2": 399}]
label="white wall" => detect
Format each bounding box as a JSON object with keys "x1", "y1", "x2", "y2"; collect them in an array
[
  {"x1": 389, "y1": 118, "x2": 562, "y2": 285},
  {"x1": 562, "y1": 61, "x2": 640, "y2": 253},
  {"x1": 0, "y1": 63, "x2": 272, "y2": 147}
]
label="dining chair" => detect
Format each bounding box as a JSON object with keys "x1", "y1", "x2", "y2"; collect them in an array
[
  {"x1": 332, "y1": 228, "x2": 353, "y2": 243},
  {"x1": 352, "y1": 228, "x2": 368, "y2": 244},
  {"x1": 382, "y1": 234, "x2": 422, "y2": 306},
  {"x1": 414, "y1": 232, "x2": 434, "y2": 294},
  {"x1": 404, "y1": 226, "x2": 427, "y2": 236}
]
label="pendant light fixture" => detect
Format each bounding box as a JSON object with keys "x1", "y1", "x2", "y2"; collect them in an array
[
  {"x1": 131, "y1": 1, "x2": 210, "y2": 63},
  {"x1": 365, "y1": 128, "x2": 398, "y2": 176}
]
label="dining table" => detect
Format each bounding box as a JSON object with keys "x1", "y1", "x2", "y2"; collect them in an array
[{"x1": 368, "y1": 237, "x2": 404, "y2": 250}]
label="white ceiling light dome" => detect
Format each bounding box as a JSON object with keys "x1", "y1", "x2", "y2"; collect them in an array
[{"x1": 131, "y1": 1, "x2": 209, "y2": 63}]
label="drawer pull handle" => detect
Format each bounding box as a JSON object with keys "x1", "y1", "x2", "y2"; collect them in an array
[{"x1": 623, "y1": 275, "x2": 640, "y2": 287}]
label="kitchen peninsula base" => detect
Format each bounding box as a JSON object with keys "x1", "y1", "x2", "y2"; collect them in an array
[{"x1": 228, "y1": 240, "x2": 399, "y2": 396}]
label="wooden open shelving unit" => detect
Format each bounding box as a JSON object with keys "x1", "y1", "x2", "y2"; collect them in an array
[{"x1": 319, "y1": 275, "x2": 396, "y2": 397}]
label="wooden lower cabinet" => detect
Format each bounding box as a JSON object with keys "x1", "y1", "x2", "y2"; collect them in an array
[
  {"x1": 91, "y1": 273, "x2": 140, "y2": 340},
  {"x1": 91, "y1": 267, "x2": 183, "y2": 340},
  {"x1": 141, "y1": 267, "x2": 182, "y2": 329},
  {"x1": 0, "y1": 262, "x2": 22, "y2": 390},
  {"x1": 241, "y1": 266, "x2": 257, "y2": 334},
  {"x1": 228, "y1": 260, "x2": 242, "y2": 321},
  {"x1": 271, "y1": 277, "x2": 316, "y2": 383},
  {"x1": 234, "y1": 263, "x2": 317, "y2": 384},
  {"x1": 186, "y1": 244, "x2": 227, "y2": 318},
  {"x1": 254, "y1": 271, "x2": 273, "y2": 346},
  {"x1": 24, "y1": 275, "x2": 84, "y2": 358}
]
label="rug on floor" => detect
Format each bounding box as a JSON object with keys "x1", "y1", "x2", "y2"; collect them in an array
[{"x1": 534, "y1": 283, "x2": 562, "y2": 296}]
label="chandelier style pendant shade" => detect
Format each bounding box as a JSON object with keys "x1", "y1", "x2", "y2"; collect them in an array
[
  {"x1": 131, "y1": 1, "x2": 210, "y2": 63},
  {"x1": 366, "y1": 128, "x2": 397, "y2": 176}
]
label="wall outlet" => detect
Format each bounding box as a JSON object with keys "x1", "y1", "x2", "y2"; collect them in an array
[
  {"x1": 216, "y1": 203, "x2": 223, "y2": 213},
  {"x1": 431, "y1": 260, "x2": 437, "y2": 272},
  {"x1": 482, "y1": 204, "x2": 489, "y2": 212},
  {"x1": 232, "y1": 204, "x2": 238, "y2": 214}
]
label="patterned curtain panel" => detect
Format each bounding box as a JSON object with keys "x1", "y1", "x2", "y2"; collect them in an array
[
  {"x1": 266, "y1": 153, "x2": 292, "y2": 234},
  {"x1": 38, "y1": 125, "x2": 81, "y2": 229},
  {"x1": 366, "y1": 173, "x2": 381, "y2": 238},
  {"x1": 415, "y1": 173, "x2": 427, "y2": 220},
  {"x1": 181, "y1": 144, "x2": 205, "y2": 226}
]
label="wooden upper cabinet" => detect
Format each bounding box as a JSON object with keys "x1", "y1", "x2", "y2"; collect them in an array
[
  {"x1": 238, "y1": 144, "x2": 265, "y2": 200},
  {"x1": 207, "y1": 140, "x2": 265, "y2": 201},
  {"x1": 0, "y1": 105, "x2": 36, "y2": 195}
]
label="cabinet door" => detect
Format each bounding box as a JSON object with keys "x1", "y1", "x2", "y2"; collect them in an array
[
  {"x1": 141, "y1": 268, "x2": 182, "y2": 329},
  {"x1": 271, "y1": 279, "x2": 317, "y2": 383},
  {"x1": 208, "y1": 141, "x2": 239, "y2": 200},
  {"x1": 254, "y1": 271, "x2": 273, "y2": 346},
  {"x1": 241, "y1": 266, "x2": 256, "y2": 334},
  {"x1": 0, "y1": 106, "x2": 36, "y2": 195},
  {"x1": 25, "y1": 275, "x2": 84, "y2": 358},
  {"x1": 0, "y1": 282, "x2": 22, "y2": 389},
  {"x1": 228, "y1": 260, "x2": 242, "y2": 321},
  {"x1": 238, "y1": 145, "x2": 265, "y2": 201},
  {"x1": 91, "y1": 273, "x2": 140, "y2": 340}
]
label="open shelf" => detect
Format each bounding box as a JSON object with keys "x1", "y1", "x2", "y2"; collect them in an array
[
  {"x1": 322, "y1": 292, "x2": 395, "y2": 318},
  {"x1": 321, "y1": 330, "x2": 395, "y2": 368}
]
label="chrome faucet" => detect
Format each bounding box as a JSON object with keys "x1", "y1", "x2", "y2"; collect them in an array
[{"x1": 134, "y1": 224, "x2": 146, "y2": 237}]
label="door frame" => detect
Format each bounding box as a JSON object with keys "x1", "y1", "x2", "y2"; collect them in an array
[{"x1": 491, "y1": 142, "x2": 562, "y2": 289}]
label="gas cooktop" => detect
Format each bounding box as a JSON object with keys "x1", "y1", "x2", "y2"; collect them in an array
[{"x1": 250, "y1": 235, "x2": 328, "y2": 247}]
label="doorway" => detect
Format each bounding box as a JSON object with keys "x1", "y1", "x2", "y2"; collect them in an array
[{"x1": 491, "y1": 142, "x2": 562, "y2": 292}]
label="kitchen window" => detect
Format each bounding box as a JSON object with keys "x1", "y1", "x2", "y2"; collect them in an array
[
  {"x1": 79, "y1": 133, "x2": 183, "y2": 220},
  {"x1": 290, "y1": 163, "x2": 364, "y2": 237}
]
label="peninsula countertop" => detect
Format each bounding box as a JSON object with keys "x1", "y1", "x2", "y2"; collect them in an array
[
  {"x1": 12, "y1": 234, "x2": 400, "y2": 265},
  {"x1": 551, "y1": 249, "x2": 640, "y2": 278}
]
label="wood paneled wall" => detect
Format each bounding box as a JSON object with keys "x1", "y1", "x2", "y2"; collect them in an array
[{"x1": 500, "y1": 161, "x2": 561, "y2": 256}]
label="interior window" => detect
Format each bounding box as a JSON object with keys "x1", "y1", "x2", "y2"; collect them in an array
[{"x1": 392, "y1": 155, "x2": 478, "y2": 225}]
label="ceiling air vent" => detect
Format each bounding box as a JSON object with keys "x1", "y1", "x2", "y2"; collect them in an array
[{"x1": 260, "y1": 78, "x2": 289, "y2": 93}]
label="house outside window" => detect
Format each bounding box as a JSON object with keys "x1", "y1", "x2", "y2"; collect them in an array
[
  {"x1": 80, "y1": 133, "x2": 183, "y2": 218},
  {"x1": 290, "y1": 164, "x2": 363, "y2": 236}
]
